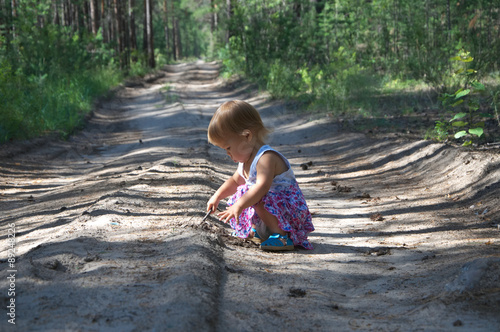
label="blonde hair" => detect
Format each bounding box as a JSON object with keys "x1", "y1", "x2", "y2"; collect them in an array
[{"x1": 208, "y1": 100, "x2": 270, "y2": 145}]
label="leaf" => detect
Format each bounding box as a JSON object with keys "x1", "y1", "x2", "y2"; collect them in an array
[
  {"x1": 479, "y1": 113, "x2": 493, "y2": 118},
  {"x1": 469, "y1": 128, "x2": 484, "y2": 137},
  {"x1": 450, "y1": 112, "x2": 467, "y2": 121},
  {"x1": 454, "y1": 131, "x2": 467, "y2": 138},
  {"x1": 467, "y1": 103, "x2": 479, "y2": 111},
  {"x1": 451, "y1": 99, "x2": 464, "y2": 107},
  {"x1": 455, "y1": 89, "x2": 470, "y2": 99},
  {"x1": 462, "y1": 140, "x2": 472, "y2": 146},
  {"x1": 452, "y1": 121, "x2": 468, "y2": 127},
  {"x1": 471, "y1": 81, "x2": 485, "y2": 91}
]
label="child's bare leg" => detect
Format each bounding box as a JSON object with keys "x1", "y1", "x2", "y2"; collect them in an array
[{"x1": 254, "y1": 203, "x2": 286, "y2": 236}]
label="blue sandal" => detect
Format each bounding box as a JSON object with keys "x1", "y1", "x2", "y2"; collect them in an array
[
  {"x1": 260, "y1": 233, "x2": 294, "y2": 251},
  {"x1": 251, "y1": 228, "x2": 261, "y2": 239}
]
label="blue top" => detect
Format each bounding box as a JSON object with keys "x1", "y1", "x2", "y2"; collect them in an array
[{"x1": 237, "y1": 145, "x2": 297, "y2": 192}]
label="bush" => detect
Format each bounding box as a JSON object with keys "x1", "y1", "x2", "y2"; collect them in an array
[
  {"x1": 0, "y1": 18, "x2": 122, "y2": 143},
  {"x1": 0, "y1": 66, "x2": 121, "y2": 143}
]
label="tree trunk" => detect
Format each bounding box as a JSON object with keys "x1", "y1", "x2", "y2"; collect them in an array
[
  {"x1": 143, "y1": 0, "x2": 147, "y2": 52},
  {"x1": 175, "y1": 17, "x2": 181, "y2": 59},
  {"x1": 82, "y1": 0, "x2": 89, "y2": 32},
  {"x1": 89, "y1": 0, "x2": 98, "y2": 35},
  {"x1": 101, "y1": 0, "x2": 107, "y2": 41},
  {"x1": 145, "y1": 0, "x2": 155, "y2": 68},
  {"x1": 64, "y1": 0, "x2": 71, "y2": 26},
  {"x1": 74, "y1": 1, "x2": 81, "y2": 33},
  {"x1": 446, "y1": 0, "x2": 451, "y2": 42},
  {"x1": 163, "y1": 0, "x2": 169, "y2": 59},
  {"x1": 129, "y1": 0, "x2": 137, "y2": 55},
  {"x1": 113, "y1": 0, "x2": 123, "y2": 65},
  {"x1": 115, "y1": 0, "x2": 130, "y2": 68},
  {"x1": 393, "y1": 0, "x2": 399, "y2": 57},
  {"x1": 425, "y1": 0, "x2": 429, "y2": 51},
  {"x1": 171, "y1": 0, "x2": 178, "y2": 60},
  {"x1": 226, "y1": 0, "x2": 232, "y2": 43},
  {"x1": 52, "y1": 0, "x2": 60, "y2": 25},
  {"x1": 109, "y1": 0, "x2": 115, "y2": 44},
  {"x1": 123, "y1": 0, "x2": 130, "y2": 68},
  {"x1": 209, "y1": 0, "x2": 217, "y2": 57},
  {"x1": 210, "y1": 0, "x2": 215, "y2": 34}
]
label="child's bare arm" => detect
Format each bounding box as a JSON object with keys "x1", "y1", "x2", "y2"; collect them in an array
[
  {"x1": 218, "y1": 152, "x2": 284, "y2": 223},
  {"x1": 207, "y1": 170, "x2": 244, "y2": 213}
]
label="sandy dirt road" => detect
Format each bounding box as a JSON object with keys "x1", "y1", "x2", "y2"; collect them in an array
[{"x1": 1, "y1": 61, "x2": 500, "y2": 331}]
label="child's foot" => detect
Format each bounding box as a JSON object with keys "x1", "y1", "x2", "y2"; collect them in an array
[
  {"x1": 230, "y1": 230, "x2": 262, "y2": 244},
  {"x1": 250, "y1": 227, "x2": 261, "y2": 239},
  {"x1": 260, "y1": 233, "x2": 294, "y2": 251}
]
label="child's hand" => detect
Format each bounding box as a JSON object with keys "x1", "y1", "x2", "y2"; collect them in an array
[
  {"x1": 206, "y1": 196, "x2": 219, "y2": 215},
  {"x1": 217, "y1": 204, "x2": 242, "y2": 224}
]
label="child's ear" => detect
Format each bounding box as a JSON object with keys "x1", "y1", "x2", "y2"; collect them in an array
[{"x1": 241, "y1": 129, "x2": 253, "y2": 141}]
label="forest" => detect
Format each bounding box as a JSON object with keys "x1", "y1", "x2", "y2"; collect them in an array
[{"x1": 1, "y1": 0, "x2": 499, "y2": 145}]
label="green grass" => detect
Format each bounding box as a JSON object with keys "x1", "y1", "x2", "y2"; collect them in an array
[{"x1": 0, "y1": 67, "x2": 122, "y2": 143}]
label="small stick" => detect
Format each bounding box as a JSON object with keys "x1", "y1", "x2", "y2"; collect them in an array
[
  {"x1": 202, "y1": 207, "x2": 221, "y2": 222},
  {"x1": 202, "y1": 209, "x2": 212, "y2": 222}
]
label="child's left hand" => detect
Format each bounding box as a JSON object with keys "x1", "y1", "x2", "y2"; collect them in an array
[{"x1": 217, "y1": 204, "x2": 242, "y2": 224}]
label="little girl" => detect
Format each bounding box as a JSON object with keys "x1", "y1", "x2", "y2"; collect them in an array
[{"x1": 206, "y1": 100, "x2": 314, "y2": 251}]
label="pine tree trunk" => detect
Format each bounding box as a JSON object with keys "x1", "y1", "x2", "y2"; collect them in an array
[
  {"x1": 114, "y1": 0, "x2": 123, "y2": 67},
  {"x1": 393, "y1": 0, "x2": 399, "y2": 57},
  {"x1": 143, "y1": 0, "x2": 147, "y2": 52},
  {"x1": 108, "y1": 0, "x2": 115, "y2": 44},
  {"x1": 163, "y1": 0, "x2": 169, "y2": 59},
  {"x1": 82, "y1": 1, "x2": 89, "y2": 32},
  {"x1": 210, "y1": 0, "x2": 215, "y2": 34},
  {"x1": 129, "y1": 0, "x2": 137, "y2": 55},
  {"x1": 101, "y1": 0, "x2": 108, "y2": 42},
  {"x1": 226, "y1": 0, "x2": 232, "y2": 43},
  {"x1": 209, "y1": 0, "x2": 217, "y2": 57},
  {"x1": 74, "y1": 2, "x2": 80, "y2": 32},
  {"x1": 145, "y1": 0, "x2": 155, "y2": 68},
  {"x1": 123, "y1": 0, "x2": 130, "y2": 68},
  {"x1": 53, "y1": 0, "x2": 60, "y2": 25},
  {"x1": 446, "y1": 0, "x2": 451, "y2": 42},
  {"x1": 171, "y1": 0, "x2": 178, "y2": 60},
  {"x1": 89, "y1": 0, "x2": 97, "y2": 35},
  {"x1": 175, "y1": 18, "x2": 181, "y2": 59}
]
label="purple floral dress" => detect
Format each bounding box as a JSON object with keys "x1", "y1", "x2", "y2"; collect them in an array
[{"x1": 227, "y1": 145, "x2": 314, "y2": 249}]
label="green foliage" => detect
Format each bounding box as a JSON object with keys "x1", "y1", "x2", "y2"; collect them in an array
[
  {"x1": 129, "y1": 51, "x2": 152, "y2": 77},
  {"x1": 425, "y1": 120, "x2": 451, "y2": 142},
  {"x1": 0, "y1": 9, "x2": 122, "y2": 143},
  {"x1": 0, "y1": 65, "x2": 121, "y2": 142},
  {"x1": 2, "y1": 0, "x2": 500, "y2": 145},
  {"x1": 0, "y1": 0, "x2": 217, "y2": 143},
  {"x1": 311, "y1": 47, "x2": 379, "y2": 115},
  {"x1": 218, "y1": 41, "x2": 245, "y2": 79},
  {"x1": 267, "y1": 59, "x2": 302, "y2": 99},
  {"x1": 434, "y1": 50, "x2": 491, "y2": 146},
  {"x1": 216, "y1": 0, "x2": 500, "y2": 141}
]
